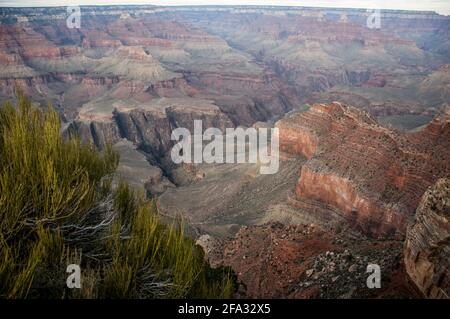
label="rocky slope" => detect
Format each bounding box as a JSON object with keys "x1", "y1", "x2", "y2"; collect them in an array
[
  {"x1": 404, "y1": 178, "x2": 450, "y2": 298},
  {"x1": 201, "y1": 222, "x2": 421, "y2": 298}
]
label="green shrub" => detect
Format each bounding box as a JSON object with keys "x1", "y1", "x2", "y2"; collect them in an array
[{"x1": 0, "y1": 92, "x2": 234, "y2": 299}]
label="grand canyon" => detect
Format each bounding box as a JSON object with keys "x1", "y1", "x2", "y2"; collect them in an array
[{"x1": 0, "y1": 5, "x2": 449, "y2": 299}]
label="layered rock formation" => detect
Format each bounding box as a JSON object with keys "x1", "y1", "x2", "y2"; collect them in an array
[
  {"x1": 0, "y1": 9, "x2": 297, "y2": 128},
  {"x1": 1, "y1": 5, "x2": 449, "y2": 131},
  {"x1": 404, "y1": 178, "x2": 450, "y2": 298},
  {"x1": 276, "y1": 103, "x2": 450, "y2": 237},
  {"x1": 68, "y1": 97, "x2": 235, "y2": 168}
]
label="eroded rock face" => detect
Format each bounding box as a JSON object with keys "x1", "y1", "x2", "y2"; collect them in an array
[
  {"x1": 404, "y1": 178, "x2": 450, "y2": 298},
  {"x1": 276, "y1": 103, "x2": 450, "y2": 237}
]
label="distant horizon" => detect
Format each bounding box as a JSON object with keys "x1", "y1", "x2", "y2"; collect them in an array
[{"x1": 1, "y1": 1, "x2": 449, "y2": 16}]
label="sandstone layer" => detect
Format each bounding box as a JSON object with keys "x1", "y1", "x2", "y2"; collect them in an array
[{"x1": 404, "y1": 178, "x2": 450, "y2": 298}]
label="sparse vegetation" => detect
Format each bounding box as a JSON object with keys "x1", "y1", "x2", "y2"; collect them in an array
[{"x1": 0, "y1": 92, "x2": 234, "y2": 299}]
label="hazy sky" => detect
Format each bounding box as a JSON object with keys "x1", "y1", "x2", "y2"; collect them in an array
[{"x1": 1, "y1": 1, "x2": 449, "y2": 15}]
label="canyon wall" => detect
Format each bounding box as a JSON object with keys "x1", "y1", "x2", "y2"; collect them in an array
[{"x1": 404, "y1": 178, "x2": 450, "y2": 298}]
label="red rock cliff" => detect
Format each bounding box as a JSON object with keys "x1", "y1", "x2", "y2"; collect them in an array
[{"x1": 276, "y1": 103, "x2": 450, "y2": 237}]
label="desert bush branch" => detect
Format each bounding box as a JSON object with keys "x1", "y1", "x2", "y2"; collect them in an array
[{"x1": 0, "y1": 92, "x2": 235, "y2": 299}]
